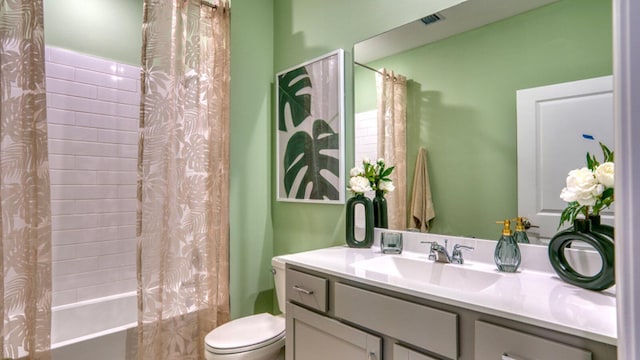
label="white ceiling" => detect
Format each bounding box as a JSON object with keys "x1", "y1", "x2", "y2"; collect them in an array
[{"x1": 354, "y1": 0, "x2": 559, "y2": 64}]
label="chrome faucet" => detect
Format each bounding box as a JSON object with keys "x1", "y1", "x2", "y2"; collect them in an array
[
  {"x1": 429, "y1": 240, "x2": 451, "y2": 263},
  {"x1": 422, "y1": 239, "x2": 474, "y2": 264},
  {"x1": 451, "y1": 244, "x2": 474, "y2": 264}
]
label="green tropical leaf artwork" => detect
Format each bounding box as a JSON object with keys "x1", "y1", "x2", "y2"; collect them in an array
[
  {"x1": 276, "y1": 50, "x2": 344, "y2": 203},
  {"x1": 278, "y1": 67, "x2": 312, "y2": 131},
  {"x1": 284, "y1": 119, "x2": 340, "y2": 199}
]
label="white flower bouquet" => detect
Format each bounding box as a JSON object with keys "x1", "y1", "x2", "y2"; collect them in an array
[
  {"x1": 348, "y1": 158, "x2": 395, "y2": 196},
  {"x1": 559, "y1": 142, "x2": 614, "y2": 228}
]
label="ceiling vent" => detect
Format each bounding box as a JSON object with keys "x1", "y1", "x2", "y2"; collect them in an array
[{"x1": 420, "y1": 13, "x2": 444, "y2": 26}]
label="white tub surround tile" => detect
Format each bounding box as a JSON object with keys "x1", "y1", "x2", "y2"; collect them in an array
[
  {"x1": 49, "y1": 47, "x2": 118, "y2": 75},
  {"x1": 355, "y1": 110, "x2": 378, "y2": 163},
  {"x1": 49, "y1": 169, "x2": 97, "y2": 185},
  {"x1": 53, "y1": 258, "x2": 100, "y2": 276},
  {"x1": 47, "y1": 78, "x2": 98, "y2": 99},
  {"x1": 45, "y1": 62, "x2": 75, "y2": 81},
  {"x1": 116, "y1": 63, "x2": 140, "y2": 79},
  {"x1": 46, "y1": 46, "x2": 140, "y2": 306},
  {"x1": 48, "y1": 124, "x2": 98, "y2": 142},
  {"x1": 46, "y1": 108, "x2": 76, "y2": 125},
  {"x1": 97, "y1": 129, "x2": 138, "y2": 144}
]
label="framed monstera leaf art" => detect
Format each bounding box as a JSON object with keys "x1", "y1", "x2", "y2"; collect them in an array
[{"x1": 276, "y1": 49, "x2": 345, "y2": 203}]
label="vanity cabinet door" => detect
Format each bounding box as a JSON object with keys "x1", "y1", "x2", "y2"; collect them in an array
[
  {"x1": 475, "y1": 321, "x2": 592, "y2": 360},
  {"x1": 286, "y1": 303, "x2": 381, "y2": 360},
  {"x1": 393, "y1": 344, "x2": 439, "y2": 360},
  {"x1": 334, "y1": 283, "x2": 458, "y2": 359}
]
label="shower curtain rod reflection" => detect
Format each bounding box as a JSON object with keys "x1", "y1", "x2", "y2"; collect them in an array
[
  {"x1": 354, "y1": 61, "x2": 397, "y2": 81},
  {"x1": 201, "y1": 1, "x2": 218, "y2": 9}
]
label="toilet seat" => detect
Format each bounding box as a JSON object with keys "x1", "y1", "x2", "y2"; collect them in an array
[{"x1": 205, "y1": 313, "x2": 285, "y2": 355}]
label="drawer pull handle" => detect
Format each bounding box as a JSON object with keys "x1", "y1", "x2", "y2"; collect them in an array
[
  {"x1": 368, "y1": 352, "x2": 377, "y2": 360},
  {"x1": 502, "y1": 353, "x2": 523, "y2": 360},
  {"x1": 293, "y1": 285, "x2": 314, "y2": 295}
]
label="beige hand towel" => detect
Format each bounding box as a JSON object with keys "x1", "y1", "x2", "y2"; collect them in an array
[{"x1": 409, "y1": 147, "x2": 435, "y2": 232}]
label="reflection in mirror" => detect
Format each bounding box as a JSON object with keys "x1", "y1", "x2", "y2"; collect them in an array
[
  {"x1": 563, "y1": 241, "x2": 603, "y2": 277},
  {"x1": 516, "y1": 76, "x2": 614, "y2": 243},
  {"x1": 353, "y1": 0, "x2": 613, "y2": 242}
]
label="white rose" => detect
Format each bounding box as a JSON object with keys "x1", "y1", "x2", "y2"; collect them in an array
[
  {"x1": 559, "y1": 167, "x2": 604, "y2": 206},
  {"x1": 362, "y1": 157, "x2": 370, "y2": 165},
  {"x1": 378, "y1": 180, "x2": 395, "y2": 193},
  {"x1": 595, "y1": 162, "x2": 614, "y2": 188},
  {"x1": 350, "y1": 166, "x2": 364, "y2": 177},
  {"x1": 349, "y1": 176, "x2": 372, "y2": 194}
]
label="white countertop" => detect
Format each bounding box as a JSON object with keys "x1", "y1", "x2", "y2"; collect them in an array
[{"x1": 278, "y1": 235, "x2": 617, "y2": 346}]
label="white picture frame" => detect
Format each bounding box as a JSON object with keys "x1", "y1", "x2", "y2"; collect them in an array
[{"x1": 275, "y1": 49, "x2": 345, "y2": 203}]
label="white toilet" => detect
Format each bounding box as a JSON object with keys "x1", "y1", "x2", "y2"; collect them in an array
[{"x1": 205, "y1": 257, "x2": 287, "y2": 360}]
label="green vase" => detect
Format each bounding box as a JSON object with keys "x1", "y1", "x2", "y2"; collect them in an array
[
  {"x1": 346, "y1": 194, "x2": 374, "y2": 248},
  {"x1": 588, "y1": 214, "x2": 614, "y2": 240},
  {"x1": 372, "y1": 190, "x2": 388, "y2": 229},
  {"x1": 548, "y1": 218, "x2": 615, "y2": 291}
]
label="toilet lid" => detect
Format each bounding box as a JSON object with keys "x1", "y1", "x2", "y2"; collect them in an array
[{"x1": 205, "y1": 313, "x2": 285, "y2": 354}]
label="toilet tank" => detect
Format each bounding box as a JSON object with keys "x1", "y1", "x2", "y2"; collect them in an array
[{"x1": 271, "y1": 256, "x2": 287, "y2": 314}]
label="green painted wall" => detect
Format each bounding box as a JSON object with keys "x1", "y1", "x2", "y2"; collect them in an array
[
  {"x1": 354, "y1": 0, "x2": 612, "y2": 239},
  {"x1": 229, "y1": 0, "x2": 275, "y2": 318},
  {"x1": 43, "y1": 0, "x2": 143, "y2": 65},
  {"x1": 273, "y1": 0, "x2": 467, "y2": 257}
]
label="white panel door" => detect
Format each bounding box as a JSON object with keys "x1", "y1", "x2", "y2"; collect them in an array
[{"x1": 517, "y1": 76, "x2": 613, "y2": 244}]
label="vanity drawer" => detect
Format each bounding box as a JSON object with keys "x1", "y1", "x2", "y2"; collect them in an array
[
  {"x1": 475, "y1": 321, "x2": 592, "y2": 360},
  {"x1": 286, "y1": 269, "x2": 328, "y2": 313},
  {"x1": 334, "y1": 283, "x2": 458, "y2": 359}
]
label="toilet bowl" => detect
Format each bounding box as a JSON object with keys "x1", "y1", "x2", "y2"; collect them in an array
[{"x1": 205, "y1": 257, "x2": 286, "y2": 360}]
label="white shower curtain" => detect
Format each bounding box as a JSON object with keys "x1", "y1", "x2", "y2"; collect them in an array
[
  {"x1": 376, "y1": 69, "x2": 407, "y2": 230},
  {"x1": 136, "y1": 0, "x2": 231, "y2": 359},
  {"x1": 0, "y1": 1, "x2": 52, "y2": 359}
]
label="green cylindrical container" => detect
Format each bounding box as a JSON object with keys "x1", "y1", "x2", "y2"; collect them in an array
[{"x1": 372, "y1": 190, "x2": 388, "y2": 229}]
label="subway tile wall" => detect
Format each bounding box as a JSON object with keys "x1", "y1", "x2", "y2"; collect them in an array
[
  {"x1": 354, "y1": 110, "x2": 378, "y2": 229},
  {"x1": 355, "y1": 110, "x2": 378, "y2": 164},
  {"x1": 45, "y1": 47, "x2": 140, "y2": 307}
]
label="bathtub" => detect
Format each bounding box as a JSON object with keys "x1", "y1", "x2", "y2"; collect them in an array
[{"x1": 51, "y1": 291, "x2": 137, "y2": 360}]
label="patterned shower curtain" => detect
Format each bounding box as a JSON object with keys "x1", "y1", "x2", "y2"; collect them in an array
[
  {"x1": 376, "y1": 69, "x2": 407, "y2": 230},
  {"x1": 0, "y1": 1, "x2": 52, "y2": 359},
  {"x1": 136, "y1": 1, "x2": 230, "y2": 359}
]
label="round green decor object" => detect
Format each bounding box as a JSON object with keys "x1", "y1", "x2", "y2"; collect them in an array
[
  {"x1": 345, "y1": 194, "x2": 374, "y2": 248},
  {"x1": 548, "y1": 219, "x2": 615, "y2": 291}
]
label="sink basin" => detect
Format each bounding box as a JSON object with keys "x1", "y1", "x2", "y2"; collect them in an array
[{"x1": 351, "y1": 255, "x2": 502, "y2": 292}]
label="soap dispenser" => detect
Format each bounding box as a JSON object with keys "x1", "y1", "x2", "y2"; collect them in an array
[
  {"x1": 513, "y1": 217, "x2": 530, "y2": 244},
  {"x1": 494, "y1": 220, "x2": 521, "y2": 273}
]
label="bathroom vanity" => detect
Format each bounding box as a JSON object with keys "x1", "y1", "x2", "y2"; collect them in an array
[{"x1": 280, "y1": 232, "x2": 617, "y2": 360}]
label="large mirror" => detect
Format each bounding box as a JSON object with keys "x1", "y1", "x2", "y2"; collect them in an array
[{"x1": 353, "y1": 0, "x2": 613, "y2": 243}]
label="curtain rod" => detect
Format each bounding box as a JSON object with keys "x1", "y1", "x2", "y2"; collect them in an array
[
  {"x1": 354, "y1": 61, "x2": 384, "y2": 76},
  {"x1": 354, "y1": 61, "x2": 397, "y2": 81},
  {"x1": 201, "y1": 1, "x2": 218, "y2": 9}
]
